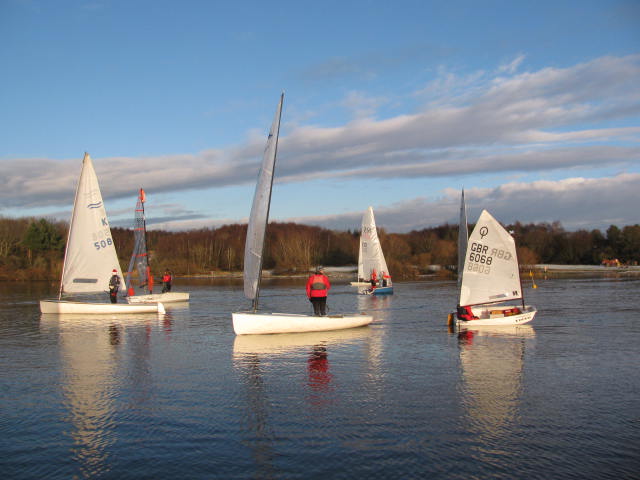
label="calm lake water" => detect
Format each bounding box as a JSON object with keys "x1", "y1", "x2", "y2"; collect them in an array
[{"x1": 1, "y1": 276, "x2": 638, "y2": 479}]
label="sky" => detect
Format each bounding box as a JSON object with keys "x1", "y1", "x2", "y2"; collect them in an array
[{"x1": 1, "y1": 0, "x2": 639, "y2": 234}]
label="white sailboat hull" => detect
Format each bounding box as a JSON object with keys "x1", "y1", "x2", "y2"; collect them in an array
[
  {"x1": 232, "y1": 311, "x2": 373, "y2": 335},
  {"x1": 127, "y1": 292, "x2": 189, "y2": 304},
  {"x1": 40, "y1": 300, "x2": 164, "y2": 314},
  {"x1": 456, "y1": 305, "x2": 536, "y2": 326}
]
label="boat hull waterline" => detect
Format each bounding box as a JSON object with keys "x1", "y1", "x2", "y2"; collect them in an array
[
  {"x1": 232, "y1": 311, "x2": 373, "y2": 335},
  {"x1": 40, "y1": 300, "x2": 165, "y2": 314},
  {"x1": 127, "y1": 292, "x2": 190, "y2": 304},
  {"x1": 363, "y1": 286, "x2": 394, "y2": 296},
  {"x1": 455, "y1": 305, "x2": 536, "y2": 326}
]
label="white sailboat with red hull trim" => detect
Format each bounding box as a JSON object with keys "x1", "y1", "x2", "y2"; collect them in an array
[
  {"x1": 125, "y1": 188, "x2": 189, "y2": 304},
  {"x1": 40, "y1": 153, "x2": 164, "y2": 315},
  {"x1": 232, "y1": 93, "x2": 372, "y2": 335},
  {"x1": 451, "y1": 209, "x2": 536, "y2": 326}
]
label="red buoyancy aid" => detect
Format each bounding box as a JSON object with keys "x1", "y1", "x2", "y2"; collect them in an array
[
  {"x1": 306, "y1": 274, "x2": 331, "y2": 298},
  {"x1": 457, "y1": 305, "x2": 478, "y2": 321}
]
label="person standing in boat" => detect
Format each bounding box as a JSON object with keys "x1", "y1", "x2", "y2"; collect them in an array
[
  {"x1": 162, "y1": 270, "x2": 172, "y2": 293},
  {"x1": 370, "y1": 269, "x2": 378, "y2": 288},
  {"x1": 306, "y1": 266, "x2": 331, "y2": 316},
  {"x1": 381, "y1": 271, "x2": 391, "y2": 287},
  {"x1": 109, "y1": 269, "x2": 121, "y2": 303}
]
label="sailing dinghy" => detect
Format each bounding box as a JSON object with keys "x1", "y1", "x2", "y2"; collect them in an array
[
  {"x1": 125, "y1": 188, "x2": 189, "y2": 304},
  {"x1": 354, "y1": 207, "x2": 393, "y2": 295},
  {"x1": 232, "y1": 93, "x2": 372, "y2": 335},
  {"x1": 39, "y1": 153, "x2": 164, "y2": 315},
  {"x1": 450, "y1": 209, "x2": 536, "y2": 326}
]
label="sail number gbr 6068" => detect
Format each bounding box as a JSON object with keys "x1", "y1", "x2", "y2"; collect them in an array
[{"x1": 467, "y1": 242, "x2": 512, "y2": 274}]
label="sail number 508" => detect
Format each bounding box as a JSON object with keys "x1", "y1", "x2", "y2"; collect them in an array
[{"x1": 93, "y1": 238, "x2": 113, "y2": 250}]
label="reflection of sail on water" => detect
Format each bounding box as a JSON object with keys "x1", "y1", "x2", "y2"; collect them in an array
[
  {"x1": 40, "y1": 315, "x2": 161, "y2": 478},
  {"x1": 233, "y1": 353, "x2": 277, "y2": 477},
  {"x1": 357, "y1": 293, "x2": 388, "y2": 382},
  {"x1": 55, "y1": 321, "x2": 120, "y2": 477},
  {"x1": 459, "y1": 326, "x2": 535, "y2": 440}
]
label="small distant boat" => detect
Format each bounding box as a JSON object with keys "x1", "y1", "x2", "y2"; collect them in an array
[
  {"x1": 449, "y1": 209, "x2": 536, "y2": 326},
  {"x1": 232, "y1": 93, "x2": 373, "y2": 335},
  {"x1": 355, "y1": 207, "x2": 393, "y2": 295},
  {"x1": 39, "y1": 153, "x2": 163, "y2": 315},
  {"x1": 124, "y1": 188, "x2": 189, "y2": 304}
]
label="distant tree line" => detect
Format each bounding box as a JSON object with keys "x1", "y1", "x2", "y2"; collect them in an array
[{"x1": 0, "y1": 215, "x2": 638, "y2": 281}]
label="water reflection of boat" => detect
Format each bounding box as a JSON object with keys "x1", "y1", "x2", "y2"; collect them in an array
[
  {"x1": 459, "y1": 324, "x2": 536, "y2": 339},
  {"x1": 42, "y1": 316, "x2": 121, "y2": 477},
  {"x1": 232, "y1": 321, "x2": 379, "y2": 476},
  {"x1": 357, "y1": 292, "x2": 392, "y2": 323},
  {"x1": 39, "y1": 314, "x2": 170, "y2": 477},
  {"x1": 232, "y1": 326, "x2": 372, "y2": 356},
  {"x1": 458, "y1": 324, "x2": 535, "y2": 442}
]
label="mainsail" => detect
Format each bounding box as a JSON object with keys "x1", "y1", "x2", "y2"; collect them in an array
[
  {"x1": 459, "y1": 210, "x2": 521, "y2": 307},
  {"x1": 457, "y1": 189, "x2": 468, "y2": 287},
  {"x1": 357, "y1": 207, "x2": 390, "y2": 281},
  {"x1": 60, "y1": 153, "x2": 123, "y2": 296},
  {"x1": 243, "y1": 93, "x2": 284, "y2": 308},
  {"x1": 125, "y1": 188, "x2": 152, "y2": 296}
]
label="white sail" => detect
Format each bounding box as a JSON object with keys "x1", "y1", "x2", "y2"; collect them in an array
[
  {"x1": 457, "y1": 189, "x2": 468, "y2": 287},
  {"x1": 125, "y1": 188, "x2": 151, "y2": 295},
  {"x1": 60, "y1": 153, "x2": 123, "y2": 295},
  {"x1": 459, "y1": 210, "x2": 521, "y2": 307},
  {"x1": 232, "y1": 94, "x2": 373, "y2": 334},
  {"x1": 243, "y1": 93, "x2": 284, "y2": 302},
  {"x1": 357, "y1": 206, "x2": 389, "y2": 281}
]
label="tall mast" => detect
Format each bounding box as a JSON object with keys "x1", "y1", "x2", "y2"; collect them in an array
[
  {"x1": 252, "y1": 92, "x2": 284, "y2": 311},
  {"x1": 139, "y1": 188, "x2": 152, "y2": 294}
]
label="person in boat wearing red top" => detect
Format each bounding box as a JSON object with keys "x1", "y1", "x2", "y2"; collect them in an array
[
  {"x1": 381, "y1": 271, "x2": 391, "y2": 287},
  {"x1": 306, "y1": 266, "x2": 331, "y2": 316},
  {"x1": 456, "y1": 305, "x2": 478, "y2": 321},
  {"x1": 370, "y1": 269, "x2": 378, "y2": 288},
  {"x1": 162, "y1": 270, "x2": 172, "y2": 293}
]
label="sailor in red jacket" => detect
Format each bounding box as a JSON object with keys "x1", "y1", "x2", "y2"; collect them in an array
[{"x1": 306, "y1": 266, "x2": 331, "y2": 316}]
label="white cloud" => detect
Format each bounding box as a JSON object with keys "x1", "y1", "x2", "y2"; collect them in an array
[
  {"x1": 290, "y1": 173, "x2": 640, "y2": 232},
  {"x1": 0, "y1": 55, "x2": 638, "y2": 231}
]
